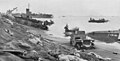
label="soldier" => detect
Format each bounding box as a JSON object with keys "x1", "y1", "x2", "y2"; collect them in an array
[{"x1": 64, "y1": 24, "x2": 69, "y2": 32}]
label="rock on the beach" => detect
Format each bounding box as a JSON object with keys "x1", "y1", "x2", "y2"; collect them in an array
[
  {"x1": 58, "y1": 54, "x2": 87, "y2": 61},
  {"x1": 78, "y1": 52, "x2": 112, "y2": 61}
]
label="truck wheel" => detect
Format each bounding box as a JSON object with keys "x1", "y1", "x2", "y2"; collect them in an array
[
  {"x1": 91, "y1": 43, "x2": 95, "y2": 49},
  {"x1": 91, "y1": 43, "x2": 94, "y2": 46}
]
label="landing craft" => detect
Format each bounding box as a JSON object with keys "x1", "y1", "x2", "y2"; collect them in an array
[
  {"x1": 12, "y1": 7, "x2": 54, "y2": 30},
  {"x1": 88, "y1": 18, "x2": 109, "y2": 23},
  {"x1": 31, "y1": 13, "x2": 53, "y2": 18},
  {"x1": 87, "y1": 30, "x2": 120, "y2": 43}
]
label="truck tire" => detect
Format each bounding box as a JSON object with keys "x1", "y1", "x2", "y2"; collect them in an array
[{"x1": 91, "y1": 43, "x2": 94, "y2": 46}]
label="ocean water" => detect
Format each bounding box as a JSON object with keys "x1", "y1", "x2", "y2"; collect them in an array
[{"x1": 48, "y1": 16, "x2": 120, "y2": 37}]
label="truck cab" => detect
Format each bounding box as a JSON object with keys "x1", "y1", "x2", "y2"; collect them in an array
[{"x1": 70, "y1": 31, "x2": 95, "y2": 50}]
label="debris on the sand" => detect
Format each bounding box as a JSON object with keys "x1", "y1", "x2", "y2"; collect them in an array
[{"x1": 58, "y1": 54, "x2": 87, "y2": 61}]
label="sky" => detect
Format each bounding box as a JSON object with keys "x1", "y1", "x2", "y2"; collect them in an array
[{"x1": 0, "y1": 0, "x2": 120, "y2": 16}]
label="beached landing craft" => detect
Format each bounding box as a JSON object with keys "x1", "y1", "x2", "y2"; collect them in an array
[
  {"x1": 87, "y1": 29, "x2": 120, "y2": 43},
  {"x1": 88, "y1": 18, "x2": 109, "y2": 23},
  {"x1": 13, "y1": 7, "x2": 54, "y2": 30},
  {"x1": 14, "y1": 16, "x2": 49, "y2": 30},
  {"x1": 3, "y1": 7, "x2": 54, "y2": 30}
]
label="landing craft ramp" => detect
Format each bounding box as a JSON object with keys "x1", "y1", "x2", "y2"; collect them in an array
[{"x1": 87, "y1": 30, "x2": 120, "y2": 43}]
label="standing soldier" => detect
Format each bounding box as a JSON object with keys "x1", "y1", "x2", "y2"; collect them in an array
[{"x1": 64, "y1": 24, "x2": 69, "y2": 32}]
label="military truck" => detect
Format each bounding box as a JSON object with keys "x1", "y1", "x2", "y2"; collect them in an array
[{"x1": 70, "y1": 31, "x2": 95, "y2": 50}]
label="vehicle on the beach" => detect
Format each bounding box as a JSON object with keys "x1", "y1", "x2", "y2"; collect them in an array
[
  {"x1": 70, "y1": 31, "x2": 95, "y2": 50},
  {"x1": 88, "y1": 18, "x2": 109, "y2": 23}
]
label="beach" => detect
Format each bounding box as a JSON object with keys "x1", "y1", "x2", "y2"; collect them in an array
[{"x1": 27, "y1": 24, "x2": 120, "y2": 61}]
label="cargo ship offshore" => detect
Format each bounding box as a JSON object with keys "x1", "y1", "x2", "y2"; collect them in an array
[
  {"x1": 87, "y1": 30, "x2": 120, "y2": 43},
  {"x1": 31, "y1": 13, "x2": 53, "y2": 18}
]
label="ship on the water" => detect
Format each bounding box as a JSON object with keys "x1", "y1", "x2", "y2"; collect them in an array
[
  {"x1": 87, "y1": 30, "x2": 120, "y2": 43},
  {"x1": 31, "y1": 13, "x2": 53, "y2": 18},
  {"x1": 13, "y1": 4, "x2": 53, "y2": 18},
  {"x1": 88, "y1": 18, "x2": 109, "y2": 23}
]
